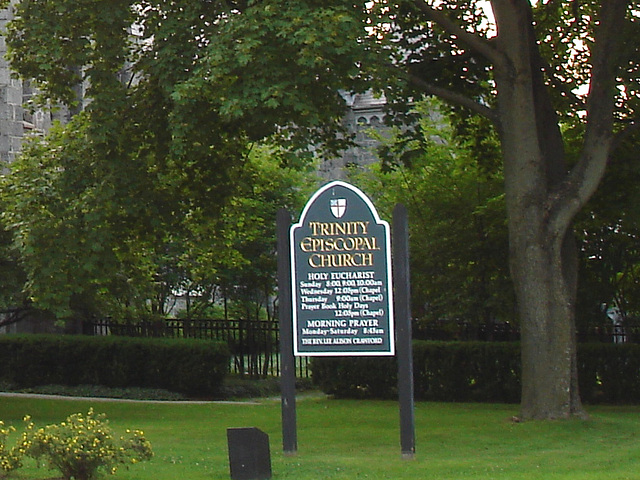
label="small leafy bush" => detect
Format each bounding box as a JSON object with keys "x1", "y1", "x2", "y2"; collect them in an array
[
  {"x1": 25, "y1": 409, "x2": 152, "y2": 480},
  {"x1": 5, "y1": 409, "x2": 153, "y2": 480}
]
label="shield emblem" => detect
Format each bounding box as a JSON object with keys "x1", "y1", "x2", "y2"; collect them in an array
[{"x1": 330, "y1": 198, "x2": 347, "y2": 218}]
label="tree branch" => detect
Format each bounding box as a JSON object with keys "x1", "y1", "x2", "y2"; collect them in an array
[
  {"x1": 404, "y1": 71, "x2": 500, "y2": 126},
  {"x1": 410, "y1": 0, "x2": 507, "y2": 69},
  {"x1": 548, "y1": 0, "x2": 630, "y2": 235}
]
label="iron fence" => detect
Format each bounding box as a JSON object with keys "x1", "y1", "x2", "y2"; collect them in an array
[{"x1": 414, "y1": 321, "x2": 640, "y2": 344}]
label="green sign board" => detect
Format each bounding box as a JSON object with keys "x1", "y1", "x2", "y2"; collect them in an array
[{"x1": 290, "y1": 181, "x2": 395, "y2": 356}]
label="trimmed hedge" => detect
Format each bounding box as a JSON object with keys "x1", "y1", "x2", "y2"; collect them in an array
[
  {"x1": 0, "y1": 334, "x2": 229, "y2": 397},
  {"x1": 578, "y1": 343, "x2": 640, "y2": 404},
  {"x1": 312, "y1": 341, "x2": 640, "y2": 404},
  {"x1": 311, "y1": 356, "x2": 399, "y2": 400},
  {"x1": 413, "y1": 341, "x2": 520, "y2": 402}
]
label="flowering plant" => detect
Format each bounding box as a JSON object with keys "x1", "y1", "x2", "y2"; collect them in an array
[
  {"x1": 23, "y1": 408, "x2": 153, "y2": 480},
  {"x1": 0, "y1": 420, "x2": 23, "y2": 474}
]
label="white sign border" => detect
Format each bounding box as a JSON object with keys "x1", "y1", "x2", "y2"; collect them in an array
[{"x1": 290, "y1": 180, "x2": 395, "y2": 357}]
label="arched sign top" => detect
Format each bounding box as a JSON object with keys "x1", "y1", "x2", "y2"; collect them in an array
[
  {"x1": 289, "y1": 181, "x2": 395, "y2": 356},
  {"x1": 293, "y1": 180, "x2": 389, "y2": 230}
]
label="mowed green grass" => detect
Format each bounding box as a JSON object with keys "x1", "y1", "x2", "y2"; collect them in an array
[{"x1": 1, "y1": 394, "x2": 639, "y2": 480}]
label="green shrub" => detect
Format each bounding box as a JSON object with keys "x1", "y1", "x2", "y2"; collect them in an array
[
  {"x1": 23, "y1": 409, "x2": 152, "y2": 480},
  {"x1": 0, "y1": 335, "x2": 229, "y2": 397},
  {"x1": 311, "y1": 356, "x2": 398, "y2": 399},
  {"x1": 412, "y1": 341, "x2": 520, "y2": 403}
]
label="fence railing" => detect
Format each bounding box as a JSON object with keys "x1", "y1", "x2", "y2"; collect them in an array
[
  {"x1": 414, "y1": 321, "x2": 640, "y2": 344},
  {"x1": 83, "y1": 318, "x2": 310, "y2": 378}
]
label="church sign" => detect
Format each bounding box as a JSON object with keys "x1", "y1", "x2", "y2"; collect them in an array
[{"x1": 290, "y1": 181, "x2": 395, "y2": 356}]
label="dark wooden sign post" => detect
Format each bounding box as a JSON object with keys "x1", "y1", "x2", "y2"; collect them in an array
[
  {"x1": 277, "y1": 209, "x2": 297, "y2": 455},
  {"x1": 278, "y1": 181, "x2": 415, "y2": 458},
  {"x1": 393, "y1": 203, "x2": 416, "y2": 458}
]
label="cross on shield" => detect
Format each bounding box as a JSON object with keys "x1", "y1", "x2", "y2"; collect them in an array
[{"x1": 330, "y1": 198, "x2": 347, "y2": 218}]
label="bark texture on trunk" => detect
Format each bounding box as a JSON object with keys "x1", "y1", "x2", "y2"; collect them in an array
[
  {"x1": 508, "y1": 215, "x2": 584, "y2": 419},
  {"x1": 491, "y1": 0, "x2": 586, "y2": 419}
]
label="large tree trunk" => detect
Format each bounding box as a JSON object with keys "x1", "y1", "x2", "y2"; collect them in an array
[
  {"x1": 491, "y1": 0, "x2": 628, "y2": 419},
  {"x1": 500, "y1": 121, "x2": 585, "y2": 418},
  {"x1": 502, "y1": 156, "x2": 586, "y2": 419},
  {"x1": 508, "y1": 209, "x2": 584, "y2": 419},
  {"x1": 492, "y1": 0, "x2": 588, "y2": 419}
]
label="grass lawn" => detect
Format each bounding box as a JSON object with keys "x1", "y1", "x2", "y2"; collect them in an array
[{"x1": 0, "y1": 394, "x2": 639, "y2": 479}]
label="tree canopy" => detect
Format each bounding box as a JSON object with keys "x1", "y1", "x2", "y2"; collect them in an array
[
  {"x1": 0, "y1": 110, "x2": 316, "y2": 320},
  {"x1": 575, "y1": 129, "x2": 640, "y2": 325}
]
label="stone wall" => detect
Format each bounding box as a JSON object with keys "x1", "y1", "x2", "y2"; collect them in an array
[
  {"x1": 0, "y1": 3, "x2": 59, "y2": 166},
  {"x1": 0, "y1": 4, "x2": 23, "y2": 164}
]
